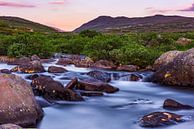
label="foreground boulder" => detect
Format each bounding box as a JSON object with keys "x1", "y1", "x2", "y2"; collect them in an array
[
  {"x1": 0, "y1": 74, "x2": 43, "y2": 127},
  {"x1": 77, "y1": 78, "x2": 119, "y2": 93},
  {"x1": 176, "y1": 37, "x2": 192, "y2": 46},
  {"x1": 117, "y1": 65, "x2": 139, "y2": 72},
  {"x1": 152, "y1": 48, "x2": 194, "y2": 86},
  {"x1": 163, "y1": 99, "x2": 193, "y2": 110},
  {"x1": 0, "y1": 124, "x2": 23, "y2": 129},
  {"x1": 139, "y1": 112, "x2": 183, "y2": 127},
  {"x1": 91, "y1": 60, "x2": 116, "y2": 70},
  {"x1": 11, "y1": 60, "x2": 45, "y2": 74},
  {"x1": 87, "y1": 70, "x2": 111, "y2": 82},
  {"x1": 48, "y1": 66, "x2": 67, "y2": 73},
  {"x1": 153, "y1": 50, "x2": 182, "y2": 70},
  {"x1": 31, "y1": 76, "x2": 83, "y2": 101}
]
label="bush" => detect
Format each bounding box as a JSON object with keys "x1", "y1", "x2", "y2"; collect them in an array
[
  {"x1": 119, "y1": 44, "x2": 160, "y2": 67},
  {"x1": 57, "y1": 36, "x2": 88, "y2": 54},
  {"x1": 83, "y1": 35, "x2": 126, "y2": 60},
  {"x1": 0, "y1": 21, "x2": 9, "y2": 27},
  {"x1": 79, "y1": 30, "x2": 101, "y2": 38},
  {"x1": 7, "y1": 33, "x2": 54, "y2": 58}
]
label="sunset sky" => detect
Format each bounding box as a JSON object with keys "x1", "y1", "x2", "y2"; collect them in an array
[{"x1": 0, "y1": 0, "x2": 194, "y2": 31}]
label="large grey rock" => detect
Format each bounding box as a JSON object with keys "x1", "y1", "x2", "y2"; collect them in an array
[
  {"x1": 152, "y1": 48, "x2": 194, "y2": 86},
  {"x1": 153, "y1": 50, "x2": 182, "y2": 70},
  {"x1": 0, "y1": 74, "x2": 43, "y2": 127}
]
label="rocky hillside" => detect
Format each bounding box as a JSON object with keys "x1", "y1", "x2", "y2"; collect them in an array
[
  {"x1": 74, "y1": 15, "x2": 194, "y2": 33},
  {"x1": 0, "y1": 16, "x2": 58, "y2": 33}
]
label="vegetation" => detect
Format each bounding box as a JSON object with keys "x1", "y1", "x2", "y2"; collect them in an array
[
  {"x1": 0, "y1": 29, "x2": 194, "y2": 68},
  {"x1": 0, "y1": 16, "x2": 57, "y2": 34}
]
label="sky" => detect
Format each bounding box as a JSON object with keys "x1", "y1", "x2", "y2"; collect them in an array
[{"x1": 0, "y1": 0, "x2": 194, "y2": 31}]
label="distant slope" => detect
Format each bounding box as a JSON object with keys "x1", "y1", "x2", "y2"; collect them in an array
[
  {"x1": 0, "y1": 16, "x2": 58, "y2": 33},
  {"x1": 74, "y1": 15, "x2": 194, "y2": 33}
]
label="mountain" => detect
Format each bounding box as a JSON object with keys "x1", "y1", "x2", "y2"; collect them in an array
[
  {"x1": 0, "y1": 16, "x2": 58, "y2": 33},
  {"x1": 74, "y1": 15, "x2": 194, "y2": 33}
]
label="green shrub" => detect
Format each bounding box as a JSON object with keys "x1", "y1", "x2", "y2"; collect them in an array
[
  {"x1": 7, "y1": 33, "x2": 54, "y2": 58},
  {"x1": 83, "y1": 35, "x2": 126, "y2": 60},
  {"x1": 0, "y1": 21, "x2": 9, "y2": 27},
  {"x1": 79, "y1": 30, "x2": 101, "y2": 38}
]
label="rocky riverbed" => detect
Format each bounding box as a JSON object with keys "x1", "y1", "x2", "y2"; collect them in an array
[{"x1": 0, "y1": 49, "x2": 194, "y2": 129}]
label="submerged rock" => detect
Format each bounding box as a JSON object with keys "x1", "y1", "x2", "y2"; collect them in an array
[
  {"x1": 56, "y1": 58, "x2": 73, "y2": 66},
  {"x1": 117, "y1": 65, "x2": 139, "y2": 72},
  {"x1": 139, "y1": 112, "x2": 183, "y2": 127},
  {"x1": 80, "y1": 91, "x2": 104, "y2": 97},
  {"x1": 26, "y1": 74, "x2": 40, "y2": 80},
  {"x1": 11, "y1": 60, "x2": 45, "y2": 74},
  {"x1": 48, "y1": 66, "x2": 67, "y2": 73},
  {"x1": 40, "y1": 59, "x2": 55, "y2": 63},
  {"x1": 91, "y1": 60, "x2": 116, "y2": 70},
  {"x1": 77, "y1": 78, "x2": 119, "y2": 93},
  {"x1": 0, "y1": 69, "x2": 11, "y2": 74},
  {"x1": 36, "y1": 97, "x2": 52, "y2": 108},
  {"x1": 163, "y1": 99, "x2": 193, "y2": 110},
  {"x1": 0, "y1": 74, "x2": 43, "y2": 127},
  {"x1": 152, "y1": 48, "x2": 194, "y2": 86},
  {"x1": 31, "y1": 76, "x2": 84, "y2": 101},
  {"x1": 130, "y1": 74, "x2": 142, "y2": 81},
  {"x1": 87, "y1": 70, "x2": 111, "y2": 82}
]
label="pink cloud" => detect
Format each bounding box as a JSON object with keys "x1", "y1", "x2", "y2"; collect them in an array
[
  {"x1": 0, "y1": 1, "x2": 36, "y2": 8},
  {"x1": 179, "y1": 3, "x2": 194, "y2": 11},
  {"x1": 145, "y1": 7, "x2": 170, "y2": 13},
  {"x1": 49, "y1": 0, "x2": 66, "y2": 5}
]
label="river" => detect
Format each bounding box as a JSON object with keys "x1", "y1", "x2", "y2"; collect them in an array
[{"x1": 0, "y1": 59, "x2": 194, "y2": 129}]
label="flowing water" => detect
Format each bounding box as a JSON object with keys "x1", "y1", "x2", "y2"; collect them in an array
[{"x1": 0, "y1": 60, "x2": 194, "y2": 129}]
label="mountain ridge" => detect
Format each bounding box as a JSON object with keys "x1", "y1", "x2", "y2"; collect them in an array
[
  {"x1": 74, "y1": 14, "x2": 194, "y2": 33},
  {"x1": 0, "y1": 16, "x2": 59, "y2": 33}
]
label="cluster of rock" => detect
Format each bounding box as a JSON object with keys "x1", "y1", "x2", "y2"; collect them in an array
[
  {"x1": 56, "y1": 54, "x2": 139, "y2": 72},
  {"x1": 140, "y1": 99, "x2": 194, "y2": 127},
  {"x1": 30, "y1": 72, "x2": 119, "y2": 101},
  {"x1": 0, "y1": 55, "x2": 121, "y2": 128},
  {"x1": 152, "y1": 48, "x2": 194, "y2": 86}
]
